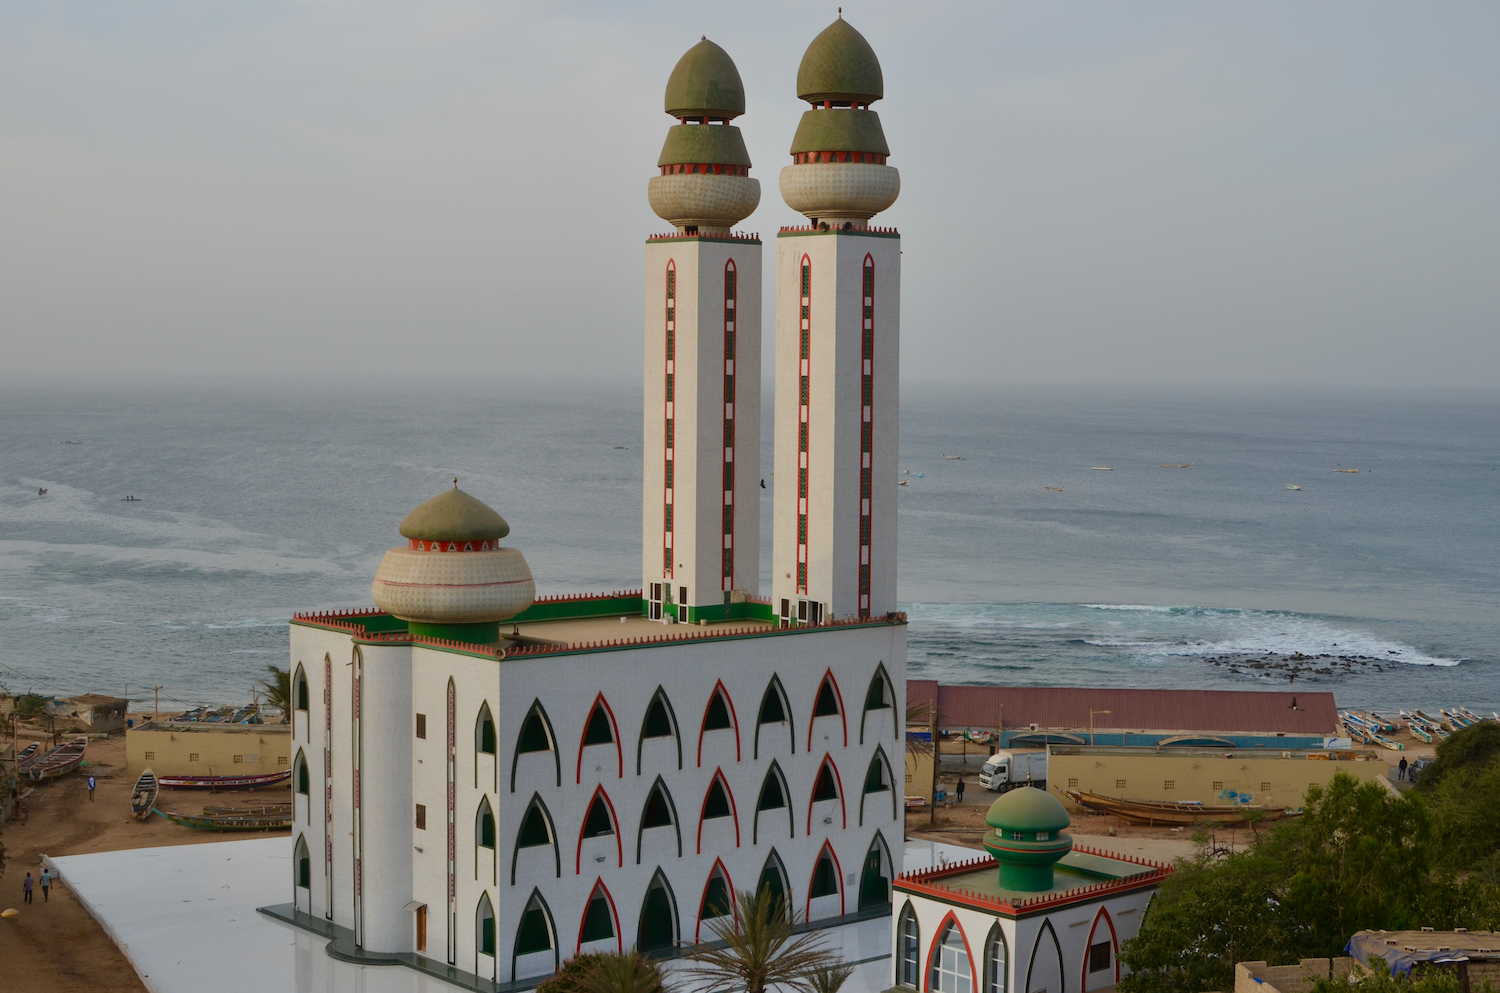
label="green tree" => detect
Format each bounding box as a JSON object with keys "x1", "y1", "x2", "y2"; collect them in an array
[
  {"x1": 1307, "y1": 959, "x2": 1496, "y2": 993},
  {"x1": 574, "y1": 950, "x2": 673, "y2": 993},
  {"x1": 686, "y1": 887, "x2": 840, "y2": 993},
  {"x1": 805, "y1": 962, "x2": 855, "y2": 993},
  {"x1": 260, "y1": 665, "x2": 290, "y2": 714},
  {"x1": 537, "y1": 953, "x2": 611, "y2": 993},
  {"x1": 1415, "y1": 721, "x2": 1500, "y2": 792}
]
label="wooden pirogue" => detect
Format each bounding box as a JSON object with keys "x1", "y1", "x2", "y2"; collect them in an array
[
  {"x1": 27, "y1": 736, "x2": 88, "y2": 781},
  {"x1": 1059, "y1": 787, "x2": 1290, "y2": 827},
  {"x1": 130, "y1": 768, "x2": 159, "y2": 820},
  {"x1": 155, "y1": 806, "x2": 292, "y2": 832}
]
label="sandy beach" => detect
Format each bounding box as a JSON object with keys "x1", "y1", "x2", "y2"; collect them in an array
[{"x1": 1, "y1": 725, "x2": 290, "y2": 993}]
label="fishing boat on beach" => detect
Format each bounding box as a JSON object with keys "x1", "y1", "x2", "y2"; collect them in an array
[
  {"x1": 131, "y1": 768, "x2": 159, "y2": 820},
  {"x1": 27, "y1": 736, "x2": 88, "y2": 781},
  {"x1": 155, "y1": 806, "x2": 292, "y2": 832},
  {"x1": 1059, "y1": 788, "x2": 1288, "y2": 827},
  {"x1": 14, "y1": 742, "x2": 40, "y2": 772},
  {"x1": 157, "y1": 769, "x2": 293, "y2": 790},
  {"x1": 1399, "y1": 712, "x2": 1433, "y2": 743},
  {"x1": 1370, "y1": 733, "x2": 1404, "y2": 752}
]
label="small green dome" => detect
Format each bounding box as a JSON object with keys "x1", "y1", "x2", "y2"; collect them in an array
[
  {"x1": 797, "y1": 18, "x2": 884, "y2": 104},
  {"x1": 985, "y1": 786, "x2": 1071, "y2": 833},
  {"x1": 398, "y1": 482, "x2": 510, "y2": 542},
  {"x1": 665, "y1": 38, "x2": 746, "y2": 119}
]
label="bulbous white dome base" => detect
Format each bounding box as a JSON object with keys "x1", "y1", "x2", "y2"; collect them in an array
[
  {"x1": 648, "y1": 174, "x2": 761, "y2": 232},
  {"x1": 371, "y1": 547, "x2": 536, "y2": 624},
  {"x1": 779, "y1": 163, "x2": 900, "y2": 223}
]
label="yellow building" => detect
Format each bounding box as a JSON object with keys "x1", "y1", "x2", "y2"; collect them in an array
[
  {"x1": 1048, "y1": 744, "x2": 1388, "y2": 811},
  {"x1": 126, "y1": 722, "x2": 292, "y2": 779}
]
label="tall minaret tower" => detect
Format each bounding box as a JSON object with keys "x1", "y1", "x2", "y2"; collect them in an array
[
  {"x1": 643, "y1": 39, "x2": 763, "y2": 623},
  {"x1": 773, "y1": 17, "x2": 900, "y2": 625}
]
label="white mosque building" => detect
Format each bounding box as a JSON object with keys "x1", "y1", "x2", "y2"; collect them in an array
[{"x1": 268, "y1": 17, "x2": 911, "y2": 991}]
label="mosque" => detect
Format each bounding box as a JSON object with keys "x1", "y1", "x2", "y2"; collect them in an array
[
  {"x1": 267, "y1": 17, "x2": 1163, "y2": 993},
  {"x1": 271, "y1": 17, "x2": 908, "y2": 990}
]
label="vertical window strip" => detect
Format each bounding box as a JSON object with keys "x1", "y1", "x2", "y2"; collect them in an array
[
  {"x1": 797, "y1": 260, "x2": 811, "y2": 595},
  {"x1": 664, "y1": 262, "x2": 676, "y2": 580},
  {"x1": 723, "y1": 261, "x2": 736, "y2": 592},
  {"x1": 859, "y1": 257, "x2": 874, "y2": 618},
  {"x1": 446, "y1": 680, "x2": 457, "y2": 964}
]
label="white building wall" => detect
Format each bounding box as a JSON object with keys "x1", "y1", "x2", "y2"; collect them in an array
[
  {"x1": 355, "y1": 642, "x2": 414, "y2": 952},
  {"x1": 643, "y1": 237, "x2": 763, "y2": 615},
  {"x1": 773, "y1": 230, "x2": 900, "y2": 623}
]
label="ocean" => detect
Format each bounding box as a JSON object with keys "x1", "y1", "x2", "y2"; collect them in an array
[{"x1": 1, "y1": 378, "x2": 1496, "y2": 716}]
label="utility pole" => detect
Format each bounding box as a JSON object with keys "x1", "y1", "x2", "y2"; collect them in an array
[
  {"x1": 928, "y1": 702, "x2": 939, "y2": 826},
  {"x1": 153, "y1": 685, "x2": 164, "y2": 723}
]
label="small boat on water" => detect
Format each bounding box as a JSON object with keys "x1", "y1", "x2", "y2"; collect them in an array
[
  {"x1": 131, "y1": 768, "x2": 159, "y2": 820},
  {"x1": 1161, "y1": 463, "x2": 1193, "y2": 468},
  {"x1": 27, "y1": 736, "x2": 88, "y2": 781},
  {"x1": 1044, "y1": 486, "x2": 1065, "y2": 492},
  {"x1": 157, "y1": 769, "x2": 293, "y2": 790},
  {"x1": 1092, "y1": 467, "x2": 1113, "y2": 471},
  {"x1": 897, "y1": 480, "x2": 910, "y2": 486},
  {"x1": 1287, "y1": 485, "x2": 1302, "y2": 490},
  {"x1": 14, "y1": 742, "x2": 40, "y2": 771},
  {"x1": 1059, "y1": 788, "x2": 1288, "y2": 827},
  {"x1": 156, "y1": 807, "x2": 292, "y2": 832},
  {"x1": 1334, "y1": 468, "x2": 1359, "y2": 473}
]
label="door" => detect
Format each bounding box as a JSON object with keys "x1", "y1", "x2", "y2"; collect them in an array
[
  {"x1": 858, "y1": 847, "x2": 888, "y2": 909},
  {"x1": 416, "y1": 906, "x2": 427, "y2": 953}
]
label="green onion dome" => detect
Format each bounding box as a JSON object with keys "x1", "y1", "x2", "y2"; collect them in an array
[
  {"x1": 665, "y1": 38, "x2": 746, "y2": 119},
  {"x1": 796, "y1": 17, "x2": 884, "y2": 105},
  {"x1": 981, "y1": 787, "x2": 1074, "y2": 892},
  {"x1": 398, "y1": 482, "x2": 510, "y2": 543}
]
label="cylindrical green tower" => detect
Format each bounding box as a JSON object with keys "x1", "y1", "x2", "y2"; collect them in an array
[{"x1": 982, "y1": 786, "x2": 1074, "y2": 891}]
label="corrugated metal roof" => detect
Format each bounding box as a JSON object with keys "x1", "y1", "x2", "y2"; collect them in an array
[{"x1": 906, "y1": 680, "x2": 1339, "y2": 736}]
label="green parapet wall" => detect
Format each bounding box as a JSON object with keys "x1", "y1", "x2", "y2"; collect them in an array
[
  {"x1": 675, "y1": 600, "x2": 777, "y2": 624},
  {"x1": 508, "y1": 594, "x2": 644, "y2": 624}
]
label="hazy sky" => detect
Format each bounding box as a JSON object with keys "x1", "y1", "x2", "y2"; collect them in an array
[{"x1": 3, "y1": 2, "x2": 1497, "y2": 388}]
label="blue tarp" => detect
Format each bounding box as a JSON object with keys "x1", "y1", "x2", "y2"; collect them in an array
[{"x1": 1346, "y1": 932, "x2": 1481, "y2": 976}]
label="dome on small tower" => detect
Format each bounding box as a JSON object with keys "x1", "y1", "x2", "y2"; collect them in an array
[
  {"x1": 982, "y1": 786, "x2": 1074, "y2": 892},
  {"x1": 665, "y1": 38, "x2": 746, "y2": 119},
  {"x1": 796, "y1": 17, "x2": 884, "y2": 105},
  {"x1": 399, "y1": 484, "x2": 510, "y2": 543}
]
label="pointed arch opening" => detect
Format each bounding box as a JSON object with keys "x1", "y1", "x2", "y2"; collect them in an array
[
  {"x1": 695, "y1": 859, "x2": 735, "y2": 944},
  {"x1": 510, "y1": 698, "x2": 560, "y2": 792},
  {"x1": 476, "y1": 796, "x2": 496, "y2": 850},
  {"x1": 754, "y1": 761, "x2": 794, "y2": 844},
  {"x1": 636, "y1": 686, "x2": 682, "y2": 774},
  {"x1": 983, "y1": 922, "x2": 1009, "y2": 993},
  {"x1": 858, "y1": 831, "x2": 893, "y2": 910},
  {"x1": 697, "y1": 768, "x2": 741, "y2": 853},
  {"x1": 577, "y1": 693, "x2": 622, "y2": 783},
  {"x1": 1081, "y1": 906, "x2": 1119, "y2": 991},
  {"x1": 806, "y1": 841, "x2": 844, "y2": 919},
  {"x1": 1023, "y1": 920, "x2": 1063, "y2": 993},
  {"x1": 293, "y1": 663, "x2": 309, "y2": 733},
  {"x1": 637, "y1": 870, "x2": 679, "y2": 953},
  {"x1": 807, "y1": 669, "x2": 847, "y2": 751},
  {"x1": 576, "y1": 785, "x2": 622, "y2": 873},
  {"x1": 859, "y1": 662, "x2": 897, "y2": 745},
  {"x1": 294, "y1": 748, "x2": 311, "y2": 826},
  {"x1": 577, "y1": 879, "x2": 621, "y2": 954},
  {"x1": 806, "y1": 754, "x2": 846, "y2": 834},
  {"x1": 294, "y1": 833, "x2": 311, "y2": 889},
  {"x1": 757, "y1": 849, "x2": 790, "y2": 913},
  {"x1": 512, "y1": 889, "x2": 559, "y2": 980},
  {"x1": 636, "y1": 776, "x2": 681, "y2": 864},
  {"x1": 476, "y1": 702, "x2": 497, "y2": 755},
  {"x1": 897, "y1": 901, "x2": 920, "y2": 988},
  {"x1": 926, "y1": 914, "x2": 976, "y2": 993},
  {"x1": 511, "y1": 793, "x2": 560, "y2": 885},
  {"x1": 860, "y1": 745, "x2": 897, "y2": 826},
  {"x1": 697, "y1": 680, "x2": 741, "y2": 767},
  {"x1": 755, "y1": 675, "x2": 795, "y2": 760}
]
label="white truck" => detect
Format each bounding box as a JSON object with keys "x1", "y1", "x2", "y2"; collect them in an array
[{"x1": 977, "y1": 749, "x2": 1047, "y2": 792}]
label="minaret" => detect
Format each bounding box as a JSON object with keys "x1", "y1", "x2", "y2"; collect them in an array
[
  {"x1": 773, "y1": 17, "x2": 900, "y2": 625},
  {"x1": 643, "y1": 39, "x2": 763, "y2": 623}
]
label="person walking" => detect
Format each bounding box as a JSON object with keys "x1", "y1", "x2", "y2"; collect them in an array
[
  {"x1": 87, "y1": 775, "x2": 96, "y2": 801},
  {"x1": 23, "y1": 873, "x2": 34, "y2": 904},
  {"x1": 1398, "y1": 756, "x2": 1409, "y2": 781},
  {"x1": 40, "y1": 867, "x2": 51, "y2": 902},
  {"x1": 956, "y1": 777, "x2": 966, "y2": 803}
]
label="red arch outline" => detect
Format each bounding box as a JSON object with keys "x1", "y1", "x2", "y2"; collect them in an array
[
  {"x1": 922, "y1": 910, "x2": 978, "y2": 993},
  {"x1": 575, "y1": 877, "x2": 622, "y2": 954},
  {"x1": 805, "y1": 753, "x2": 847, "y2": 835},
  {"x1": 697, "y1": 680, "x2": 742, "y2": 767},
  {"x1": 576, "y1": 693, "x2": 623, "y2": 784},
  {"x1": 693, "y1": 857, "x2": 737, "y2": 944},
  {"x1": 1080, "y1": 905, "x2": 1121, "y2": 990},
  {"x1": 806, "y1": 669, "x2": 848, "y2": 751},
  {"x1": 804, "y1": 840, "x2": 845, "y2": 919},
  {"x1": 574, "y1": 784, "x2": 623, "y2": 874},
  {"x1": 696, "y1": 767, "x2": 742, "y2": 853}
]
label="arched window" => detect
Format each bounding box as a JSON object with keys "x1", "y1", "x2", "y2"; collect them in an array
[
  {"x1": 577, "y1": 786, "x2": 621, "y2": 872},
  {"x1": 696, "y1": 860, "x2": 734, "y2": 943},
  {"x1": 511, "y1": 699, "x2": 560, "y2": 792},
  {"x1": 860, "y1": 746, "x2": 896, "y2": 826},
  {"x1": 294, "y1": 834, "x2": 310, "y2": 888},
  {"x1": 511, "y1": 794, "x2": 560, "y2": 884},
  {"x1": 295, "y1": 750, "x2": 310, "y2": 796},
  {"x1": 637, "y1": 776, "x2": 681, "y2": 863},
  {"x1": 807, "y1": 755, "x2": 845, "y2": 833},
  {"x1": 932, "y1": 919, "x2": 974, "y2": 993},
  {"x1": 807, "y1": 670, "x2": 847, "y2": 750},
  {"x1": 807, "y1": 842, "x2": 842, "y2": 918},
  {"x1": 577, "y1": 694, "x2": 622, "y2": 783},
  {"x1": 758, "y1": 850, "x2": 789, "y2": 912},
  {"x1": 477, "y1": 892, "x2": 497, "y2": 957},
  {"x1": 813, "y1": 764, "x2": 839, "y2": 801},
  {"x1": 859, "y1": 663, "x2": 897, "y2": 745},
  {"x1": 512, "y1": 890, "x2": 558, "y2": 979},
  {"x1": 983, "y1": 923, "x2": 1007, "y2": 993},
  {"x1": 476, "y1": 797, "x2": 496, "y2": 849},
  {"x1": 638, "y1": 870, "x2": 678, "y2": 953},
  {"x1": 294, "y1": 664, "x2": 310, "y2": 711},
  {"x1": 754, "y1": 761, "x2": 794, "y2": 844},
  {"x1": 476, "y1": 703, "x2": 497, "y2": 756},
  {"x1": 698, "y1": 680, "x2": 740, "y2": 766},
  {"x1": 697, "y1": 770, "x2": 740, "y2": 852},
  {"x1": 637, "y1": 686, "x2": 681, "y2": 774},
  {"x1": 754, "y1": 675, "x2": 795, "y2": 759},
  {"x1": 578, "y1": 880, "x2": 619, "y2": 953},
  {"x1": 897, "y1": 902, "x2": 920, "y2": 988}
]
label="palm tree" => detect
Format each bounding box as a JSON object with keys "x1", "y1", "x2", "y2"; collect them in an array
[
  {"x1": 574, "y1": 950, "x2": 674, "y2": 993},
  {"x1": 686, "y1": 887, "x2": 840, "y2": 993},
  {"x1": 805, "y1": 962, "x2": 855, "y2": 993},
  {"x1": 260, "y1": 665, "x2": 290, "y2": 714}
]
